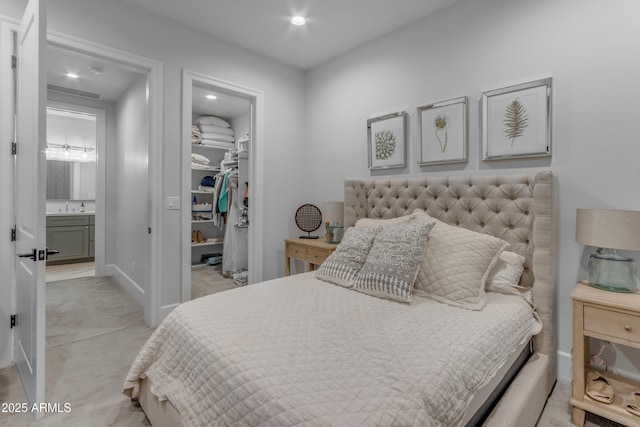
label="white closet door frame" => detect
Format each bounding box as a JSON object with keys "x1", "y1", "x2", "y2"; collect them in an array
[{"x1": 181, "y1": 69, "x2": 264, "y2": 302}]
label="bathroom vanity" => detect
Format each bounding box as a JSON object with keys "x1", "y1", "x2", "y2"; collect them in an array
[{"x1": 46, "y1": 213, "x2": 95, "y2": 264}]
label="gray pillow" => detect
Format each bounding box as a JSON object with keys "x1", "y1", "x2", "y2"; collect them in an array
[
  {"x1": 351, "y1": 221, "x2": 435, "y2": 303},
  {"x1": 315, "y1": 226, "x2": 381, "y2": 287}
]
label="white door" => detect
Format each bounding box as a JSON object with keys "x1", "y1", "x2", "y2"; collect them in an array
[{"x1": 14, "y1": 0, "x2": 47, "y2": 412}]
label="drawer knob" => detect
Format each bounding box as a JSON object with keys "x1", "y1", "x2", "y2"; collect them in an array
[{"x1": 625, "y1": 325, "x2": 632, "y2": 332}]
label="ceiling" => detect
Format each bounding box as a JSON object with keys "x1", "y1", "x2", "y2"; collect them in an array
[
  {"x1": 119, "y1": 0, "x2": 463, "y2": 70},
  {"x1": 47, "y1": 45, "x2": 141, "y2": 103},
  {"x1": 46, "y1": 0, "x2": 462, "y2": 105}
]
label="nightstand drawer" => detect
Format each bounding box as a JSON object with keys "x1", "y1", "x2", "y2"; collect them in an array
[
  {"x1": 307, "y1": 248, "x2": 330, "y2": 265},
  {"x1": 584, "y1": 306, "x2": 640, "y2": 344},
  {"x1": 286, "y1": 243, "x2": 307, "y2": 260}
]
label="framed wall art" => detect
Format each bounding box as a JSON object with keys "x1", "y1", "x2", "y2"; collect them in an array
[
  {"x1": 367, "y1": 111, "x2": 407, "y2": 170},
  {"x1": 417, "y1": 96, "x2": 468, "y2": 165},
  {"x1": 482, "y1": 77, "x2": 552, "y2": 160}
]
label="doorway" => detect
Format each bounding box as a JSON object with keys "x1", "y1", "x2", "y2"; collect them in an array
[
  {"x1": 181, "y1": 70, "x2": 265, "y2": 302},
  {"x1": 44, "y1": 105, "x2": 102, "y2": 284}
]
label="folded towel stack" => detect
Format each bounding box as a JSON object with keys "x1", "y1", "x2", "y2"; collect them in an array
[{"x1": 191, "y1": 125, "x2": 202, "y2": 144}]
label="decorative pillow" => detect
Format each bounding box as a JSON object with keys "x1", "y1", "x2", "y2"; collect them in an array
[
  {"x1": 354, "y1": 213, "x2": 414, "y2": 228},
  {"x1": 351, "y1": 221, "x2": 435, "y2": 303},
  {"x1": 315, "y1": 227, "x2": 381, "y2": 287},
  {"x1": 412, "y1": 210, "x2": 509, "y2": 310},
  {"x1": 486, "y1": 251, "x2": 525, "y2": 291}
]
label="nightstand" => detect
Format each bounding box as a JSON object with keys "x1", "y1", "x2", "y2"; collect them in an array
[
  {"x1": 284, "y1": 238, "x2": 337, "y2": 276},
  {"x1": 571, "y1": 281, "x2": 640, "y2": 427}
]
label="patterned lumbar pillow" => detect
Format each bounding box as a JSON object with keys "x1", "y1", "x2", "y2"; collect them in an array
[
  {"x1": 351, "y1": 221, "x2": 435, "y2": 303},
  {"x1": 315, "y1": 226, "x2": 381, "y2": 287}
]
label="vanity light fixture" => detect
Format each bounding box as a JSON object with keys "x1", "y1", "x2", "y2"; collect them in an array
[
  {"x1": 46, "y1": 142, "x2": 96, "y2": 163},
  {"x1": 65, "y1": 72, "x2": 79, "y2": 79},
  {"x1": 291, "y1": 16, "x2": 306, "y2": 26},
  {"x1": 206, "y1": 94, "x2": 217, "y2": 100}
]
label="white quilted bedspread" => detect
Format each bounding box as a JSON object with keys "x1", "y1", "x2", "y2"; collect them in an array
[{"x1": 124, "y1": 273, "x2": 541, "y2": 427}]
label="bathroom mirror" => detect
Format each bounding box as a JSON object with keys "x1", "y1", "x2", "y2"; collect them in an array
[
  {"x1": 46, "y1": 160, "x2": 96, "y2": 200},
  {"x1": 46, "y1": 107, "x2": 97, "y2": 201}
]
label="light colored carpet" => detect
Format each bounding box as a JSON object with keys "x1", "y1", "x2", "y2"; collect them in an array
[
  {"x1": 45, "y1": 262, "x2": 95, "y2": 283},
  {"x1": 0, "y1": 273, "x2": 624, "y2": 426}
]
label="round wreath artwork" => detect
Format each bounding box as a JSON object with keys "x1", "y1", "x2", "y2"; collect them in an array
[{"x1": 375, "y1": 129, "x2": 397, "y2": 160}]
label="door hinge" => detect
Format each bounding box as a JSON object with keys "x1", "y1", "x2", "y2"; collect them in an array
[
  {"x1": 11, "y1": 55, "x2": 16, "y2": 70},
  {"x1": 10, "y1": 315, "x2": 16, "y2": 329},
  {"x1": 10, "y1": 226, "x2": 16, "y2": 242},
  {"x1": 11, "y1": 142, "x2": 16, "y2": 155}
]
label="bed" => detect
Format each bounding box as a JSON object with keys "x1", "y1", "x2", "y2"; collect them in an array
[{"x1": 124, "y1": 170, "x2": 556, "y2": 427}]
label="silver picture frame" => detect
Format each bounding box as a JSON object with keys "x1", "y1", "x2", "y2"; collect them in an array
[
  {"x1": 367, "y1": 111, "x2": 408, "y2": 170},
  {"x1": 482, "y1": 77, "x2": 552, "y2": 160},
  {"x1": 417, "y1": 96, "x2": 468, "y2": 165}
]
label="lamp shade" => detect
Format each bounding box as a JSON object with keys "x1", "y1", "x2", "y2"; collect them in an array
[
  {"x1": 576, "y1": 209, "x2": 640, "y2": 251},
  {"x1": 322, "y1": 201, "x2": 344, "y2": 225}
]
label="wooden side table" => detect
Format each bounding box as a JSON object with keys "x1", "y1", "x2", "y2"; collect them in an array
[
  {"x1": 285, "y1": 238, "x2": 337, "y2": 276},
  {"x1": 571, "y1": 281, "x2": 640, "y2": 427}
]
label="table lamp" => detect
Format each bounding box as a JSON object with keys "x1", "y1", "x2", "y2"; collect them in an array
[
  {"x1": 575, "y1": 208, "x2": 640, "y2": 292},
  {"x1": 322, "y1": 201, "x2": 344, "y2": 243}
]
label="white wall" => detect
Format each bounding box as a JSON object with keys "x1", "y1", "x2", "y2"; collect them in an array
[
  {"x1": 305, "y1": 0, "x2": 640, "y2": 382},
  {"x1": 104, "y1": 74, "x2": 149, "y2": 305},
  {"x1": 0, "y1": 0, "x2": 307, "y2": 364}
]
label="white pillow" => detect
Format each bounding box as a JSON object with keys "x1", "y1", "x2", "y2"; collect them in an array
[
  {"x1": 351, "y1": 221, "x2": 434, "y2": 303},
  {"x1": 315, "y1": 227, "x2": 380, "y2": 287},
  {"x1": 412, "y1": 210, "x2": 508, "y2": 310},
  {"x1": 196, "y1": 116, "x2": 230, "y2": 128},
  {"x1": 198, "y1": 125, "x2": 234, "y2": 136},
  {"x1": 201, "y1": 132, "x2": 235, "y2": 143},
  {"x1": 191, "y1": 153, "x2": 210, "y2": 165},
  {"x1": 486, "y1": 251, "x2": 525, "y2": 291}
]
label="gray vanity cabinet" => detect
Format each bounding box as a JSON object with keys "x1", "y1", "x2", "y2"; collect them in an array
[{"x1": 46, "y1": 215, "x2": 94, "y2": 264}]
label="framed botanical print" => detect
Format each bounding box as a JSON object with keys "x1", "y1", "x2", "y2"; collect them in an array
[
  {"x1": 482, "y1": 78, "x2": 552, "y2": 160},
  {"x1": 367, "y1": 111, "x2": 407, "y2": 170},
  {"x1": 417, "y1": 96, "x2": 468, "y2": 165}
]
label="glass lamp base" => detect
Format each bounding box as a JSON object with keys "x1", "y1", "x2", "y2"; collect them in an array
[{"x1": 588, "y1": 251, "x2": 637, "y2": 293}]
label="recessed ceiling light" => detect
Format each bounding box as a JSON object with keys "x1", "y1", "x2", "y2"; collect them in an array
[
  {"x1": 65, "y1": 73, "x2": 79, "y2": 79},
  {"x1": 206, "y1": 94, "x2": 217, "y2": 100},
  {"x1": 291, "y1": 16, "x2": 306, "y2": 26}
]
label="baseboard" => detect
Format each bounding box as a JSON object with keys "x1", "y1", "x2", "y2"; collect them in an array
[
  {"x1": 557, "y1": 350, "x2": 572, "y2": 384},
  {"x1": 105, "y1": 264, "x2": 145, "y2": 307},
  {"x1": 159, "y1": 303, "x2": 180, "y2": 321}
]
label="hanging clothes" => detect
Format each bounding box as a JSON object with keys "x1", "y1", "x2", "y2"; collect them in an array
[{"x1": 222, "y1": 171, "x2": 248, "y2": 277}]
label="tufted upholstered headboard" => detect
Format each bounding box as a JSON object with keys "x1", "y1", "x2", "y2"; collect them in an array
[{"x1": 344, "y1": 170, "x2": 556, "y2": 392}]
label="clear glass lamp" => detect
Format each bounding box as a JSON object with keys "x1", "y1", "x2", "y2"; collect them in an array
[{"x1": 576, "y1": 209, "x2": 640, "y2": 292}]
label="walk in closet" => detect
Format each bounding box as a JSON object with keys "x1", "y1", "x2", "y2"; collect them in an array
[{"x1": 189, "y1": 82, "x2": 251, "y2": 280}]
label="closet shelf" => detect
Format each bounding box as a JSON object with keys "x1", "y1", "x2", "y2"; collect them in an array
[
  {"x1": 191, "y1": 190, "x2": 214, "y2": 195},
  {"x1": 191, "y1": 241, "x2": 224, "y2": 248},
  {"x1": 192, "y1": 219, "x2": 216, "y2": 224},
  {"x1": 192, "y1": 166, "x2": 220, "y2": 172},
  {"x1": 192, "y1": 144, "x2": 233, "y2": 151}
]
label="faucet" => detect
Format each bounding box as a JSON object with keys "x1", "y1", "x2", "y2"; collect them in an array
[{"x1": 65, "y1": 201, "x2": 69, "y2": 213}]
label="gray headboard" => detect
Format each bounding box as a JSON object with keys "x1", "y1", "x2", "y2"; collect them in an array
[{"x1": 344, "y1": 170, "x2": 556, "y2": 391}]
